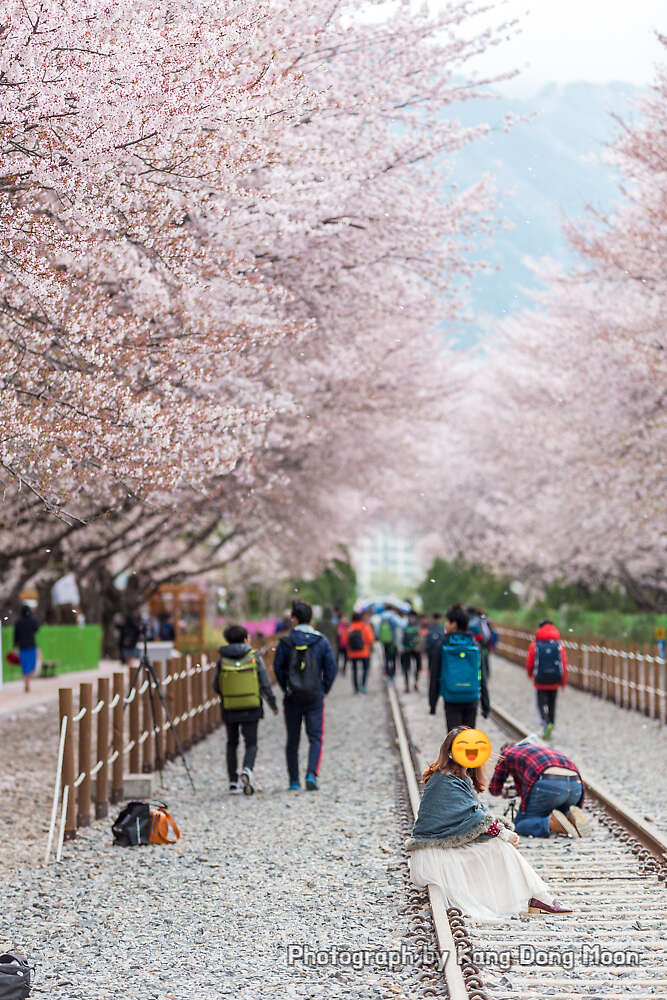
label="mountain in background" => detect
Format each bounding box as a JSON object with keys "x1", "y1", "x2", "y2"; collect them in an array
[{"x1": 445, "y1": 81, "x2": 642, "y2": 345}]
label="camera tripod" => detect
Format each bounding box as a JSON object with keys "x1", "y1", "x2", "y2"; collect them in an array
[{"x1": 125, "y1": 633, "x2": 196, "y2": 792}]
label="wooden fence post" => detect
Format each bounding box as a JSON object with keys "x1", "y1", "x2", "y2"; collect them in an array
[
  {"x1": 77, "y1": 682, "x2": 93, "y2": 828},
  {"x1": 166, "y1": 659, "x2": 176, "y2": 760},
  {"x1": 59, "y1": 687, "x2": 77, "y2": 840},
  {"x1": 183, "y1": 655, "x2": 192, "y2": 749},
  {"x1": 142, "y1": 680, "x2": 154, "y2": 773},
  {"x1": 95, "y1": 676, "x2": 110, "y2": 818},
  {"x1": 129, "y1": 678, "x2": 140, "y2": 774},
  {"x1": 153, "y1": 661, "x2": 165, "y2": 770},
  {"x1": 111, "y1": 672, "x2": 125, "y2": 803}
]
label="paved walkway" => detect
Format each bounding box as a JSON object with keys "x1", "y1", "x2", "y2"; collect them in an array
[{"x1": 0, "y1": 660, "x2": 125, "y2": 717}]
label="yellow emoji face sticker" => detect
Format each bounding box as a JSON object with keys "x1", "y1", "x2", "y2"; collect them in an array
[{"x1": 451, "y1": 729, "x2": 492, "y2": 769}]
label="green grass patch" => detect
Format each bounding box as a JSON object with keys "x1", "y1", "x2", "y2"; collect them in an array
[{"x1": 2, "y1": 625, "x2": 102, "y2": 684}]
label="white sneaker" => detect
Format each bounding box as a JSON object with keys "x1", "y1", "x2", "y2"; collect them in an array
[
  {"x1": 229, "y1": 781, "x2": 242, "y2": 795},
  {"x1": 240, "y1": 768, "x2": 255, "y2": 796}
]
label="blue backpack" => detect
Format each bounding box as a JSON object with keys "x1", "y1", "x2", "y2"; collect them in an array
[
  {"x1": 534, "y1": 640, "x2": 563, "y2": 685},
  {"x1": 440, "y1": 634, "x2": 481, "y2": 703}
]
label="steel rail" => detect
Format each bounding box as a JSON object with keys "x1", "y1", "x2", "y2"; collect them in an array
[{"x1": 388, "y1": 681, "x2": 469, "y2": 1000}]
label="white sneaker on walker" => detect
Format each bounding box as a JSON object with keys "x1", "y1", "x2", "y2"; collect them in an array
[{"x1": 240, "y1": 768, "x2": 255, "y2": 796}]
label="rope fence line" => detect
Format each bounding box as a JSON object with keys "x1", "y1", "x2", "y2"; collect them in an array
[
  {"x1": 497, "y1": 625, "x2": 667, "y2": 725},
  {"x1": 46, "y1": 650, "x2": 224, "y2": 860}
]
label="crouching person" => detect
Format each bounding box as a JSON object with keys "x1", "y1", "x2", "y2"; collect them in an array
[
  {"x1": 213, "y1": 624, "x2": 278, "y2": 795},
  {"x1": 489, "y1": 740, "x2": 589, "y2": 839}
]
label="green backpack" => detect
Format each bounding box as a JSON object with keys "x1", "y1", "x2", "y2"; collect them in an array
[
  {"x1": 403, "y1": 624, "x2": 420, "y2": 650},
  {"x1": 219, "y1": 651, "x2": 260, "y2": 711},
  {"x1": 378, "y1": 619, "x2": 394, "y2": 644}
]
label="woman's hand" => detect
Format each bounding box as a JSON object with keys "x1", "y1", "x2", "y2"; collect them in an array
[{"x1": 509, "y1": 832, "x2": 520, "y2": 848}]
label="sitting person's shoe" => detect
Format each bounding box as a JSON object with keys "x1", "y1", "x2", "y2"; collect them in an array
[
  {"x1": 289, "y1": 781, "x2": 300, "y2": 791},
  {"x1": 229, "y1": 781, "x2": 242, "y2": 795},
  {"x1": 305, "y1": 773, "x2": 319, "y2": 791},
  {"x1": 549, "y1": 809, "x2": 579, "y2": 838},
  {"x1": 240, "y1": 767, "x2": 255, "y2": 796},
  {"x1": 529, "y1": 897, "x2": 573, "y2": 914},
  {"x1": 567, "y1": 805, "x2": 590, "y2": 837}
]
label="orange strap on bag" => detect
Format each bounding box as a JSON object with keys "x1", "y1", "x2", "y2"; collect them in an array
[{"x1": 148, "y1": 806, "x2": 181, "y2": 845}]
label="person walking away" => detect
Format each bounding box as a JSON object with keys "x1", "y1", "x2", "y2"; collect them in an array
[
  {"x1": 336, "y1": 613, "x2": 349, "y2": 676},
  {"x1": 159, "y1": 613, "x2": 175, "y2": 642},
  {"x1": 526, "y1": 620, "x2": 568, "y2": 740},
  {"x1": 399, "y1": 611, "x2": 422, "y2": 693},
  {"x1": 317, "y1": 606, "x2": 338, "y2": 650},
  {"x1": 489, "y1": 740, "x2": 589, "y2": 839},
  {"x1": 425, "y1": 613, "x2": 444, "y2": 652},
  {"x1": 428, "y1": 604, "x2": 487, "y2": 729},
  {"x1": 213, "y1": 624, "x2": 278, "y2": 795},
  {"x1": 467, "y1": 606, "x2": 492, "y2": 719},
  {"x1": 377, "y1": 606, "x2": 398, "y2": 681},
  {"x1": 346, "y1": 612, "x2": 375, "y2": 694},
  {"x1": 407, "y1": 727, "x2": 571, "y2": 919},
  {"x1": 273, "y1": 601, "x2": 338, "y2": 791},
  {"x1": 117, "y1": 612, "x2": 142, "y2": 668},
  {"x1": 13, "y1": 605, "x2": 39, "y2": 693}
]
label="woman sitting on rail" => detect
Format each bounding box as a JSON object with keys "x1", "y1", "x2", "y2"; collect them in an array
[{"x1": 407, "y1": 727, "x2": 572, "y2": 919}]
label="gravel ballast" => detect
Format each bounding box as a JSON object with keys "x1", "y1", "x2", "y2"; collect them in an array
[
  {"x1": 485, "y1": 654, "x2": 667, "y2": 833},
  {"x1": 2, "y1": 667, "x2": 428, "y2": 999}
]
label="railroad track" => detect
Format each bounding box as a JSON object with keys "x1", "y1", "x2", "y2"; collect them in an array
[{"x1": 389, "y1": 684, "x2": 667, "y2": 1000}]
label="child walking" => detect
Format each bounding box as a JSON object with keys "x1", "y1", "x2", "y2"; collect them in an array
[{"x1": 214, "y1": 624, "x2": 278, "y2": 795}]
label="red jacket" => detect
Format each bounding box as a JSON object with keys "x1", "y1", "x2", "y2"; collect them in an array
[
  {"x1": 346, "y1": 622, "x2": 375, "y2": 659},
  {"x1": 526, "y1": 623, "x2": 568, "y2": 690}
]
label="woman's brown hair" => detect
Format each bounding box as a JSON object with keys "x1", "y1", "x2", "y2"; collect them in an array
[{"x1": 422, "y1": 726, "x2": 487, "y2": 793}]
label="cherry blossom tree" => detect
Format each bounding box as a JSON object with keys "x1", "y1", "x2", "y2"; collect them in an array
[
  {"x1": 425, "y1": 40, "x2": 666, "y2": 608},
  {"x1": 1, "y1": 0, "x2": 517, "y2": 628}
]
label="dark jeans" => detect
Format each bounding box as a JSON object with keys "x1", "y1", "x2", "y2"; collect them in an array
[
  {"x1": 383, "y1": 643, "x2": 396, "y2": 678},
  {"x1": 400, "y1": 650, "x2": 421, "y2": 685},
  {"x1": 284, "y1": 698, "x2": 325, "y2": 783},
  {"x1": 337, "y1": 647, "x2": 347, "y2": 674},
  {"x1": 350, "y1": 658, "x2": 370, "y2": 692},
  {"x1": 225, "y1": 720, "x2": 258, "y2": 782},
  {"x1": 514, "y1": 774, "x2": 583, "y2": 838},
  {"x1": 444, "y1": 700, "x2": 478, "y2": 731},
  {"x1": 537, "y1": 689, "x2": 558, "y2": 726}
]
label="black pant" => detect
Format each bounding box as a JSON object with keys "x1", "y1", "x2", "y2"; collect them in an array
[
  {"x1": 400, "y1": 650, "x2": 421, "y2": 685},
  {"x1": 444, "y1": 700, "x2": 478, "y2": 731},
  {"x1": 350, "y1": 658, "x2": 370, "y2": 692},
  {"x1": 337, "y1": 646, "x2": 347, "y2": 674},
  {"x1": 226, "y1": 720, "x2": 258, "y2": 782},
  {"x1": 383, "y1": 643, "x2": 396, "y2": 678},
  {"x1": 537, "y1": 689, "x2": 558, "y2": 726}
]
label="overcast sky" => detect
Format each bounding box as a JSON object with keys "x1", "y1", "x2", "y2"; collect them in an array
[{"x1": 446, "y1": 0, "x2": 666, "y2": 95}]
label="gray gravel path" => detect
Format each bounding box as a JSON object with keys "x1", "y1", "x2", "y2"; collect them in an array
[{"x1": 1, "y1": 666, "x2": 427, "y2": 999}]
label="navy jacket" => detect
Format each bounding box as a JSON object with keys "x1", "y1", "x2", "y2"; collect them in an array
[{"x1": 273, "y1": 626, "x2": 337, "y2": 703}]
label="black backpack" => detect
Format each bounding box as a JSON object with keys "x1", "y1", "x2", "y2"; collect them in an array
[
  {"x1": 111, "y1": 801, "x2": 151, "y2": 846},
  {"x1": 0, "y1": 954, "x2": 32, "y2": 1000},
  {"x1": 286, "y1": 638, "x2": 320, "y2": 705},
  {"x1": 347, "y1": 627, "x2": 364, "y2": 652},
  {"x1": 534, "y1": 640, "x2": 563, "y2": 685}
]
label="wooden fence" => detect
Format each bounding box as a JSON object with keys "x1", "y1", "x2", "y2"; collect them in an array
[
  {"x1": 52, "y1": 652, "x2": 222, "y2": 848},
  {"x1": 497, "y1": 625, "x2": 667, "y2": 724}
]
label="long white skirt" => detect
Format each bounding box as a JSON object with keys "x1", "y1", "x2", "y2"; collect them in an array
[{"x1": 409, "y1": 839, "x2": 552, "y2": 921}]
